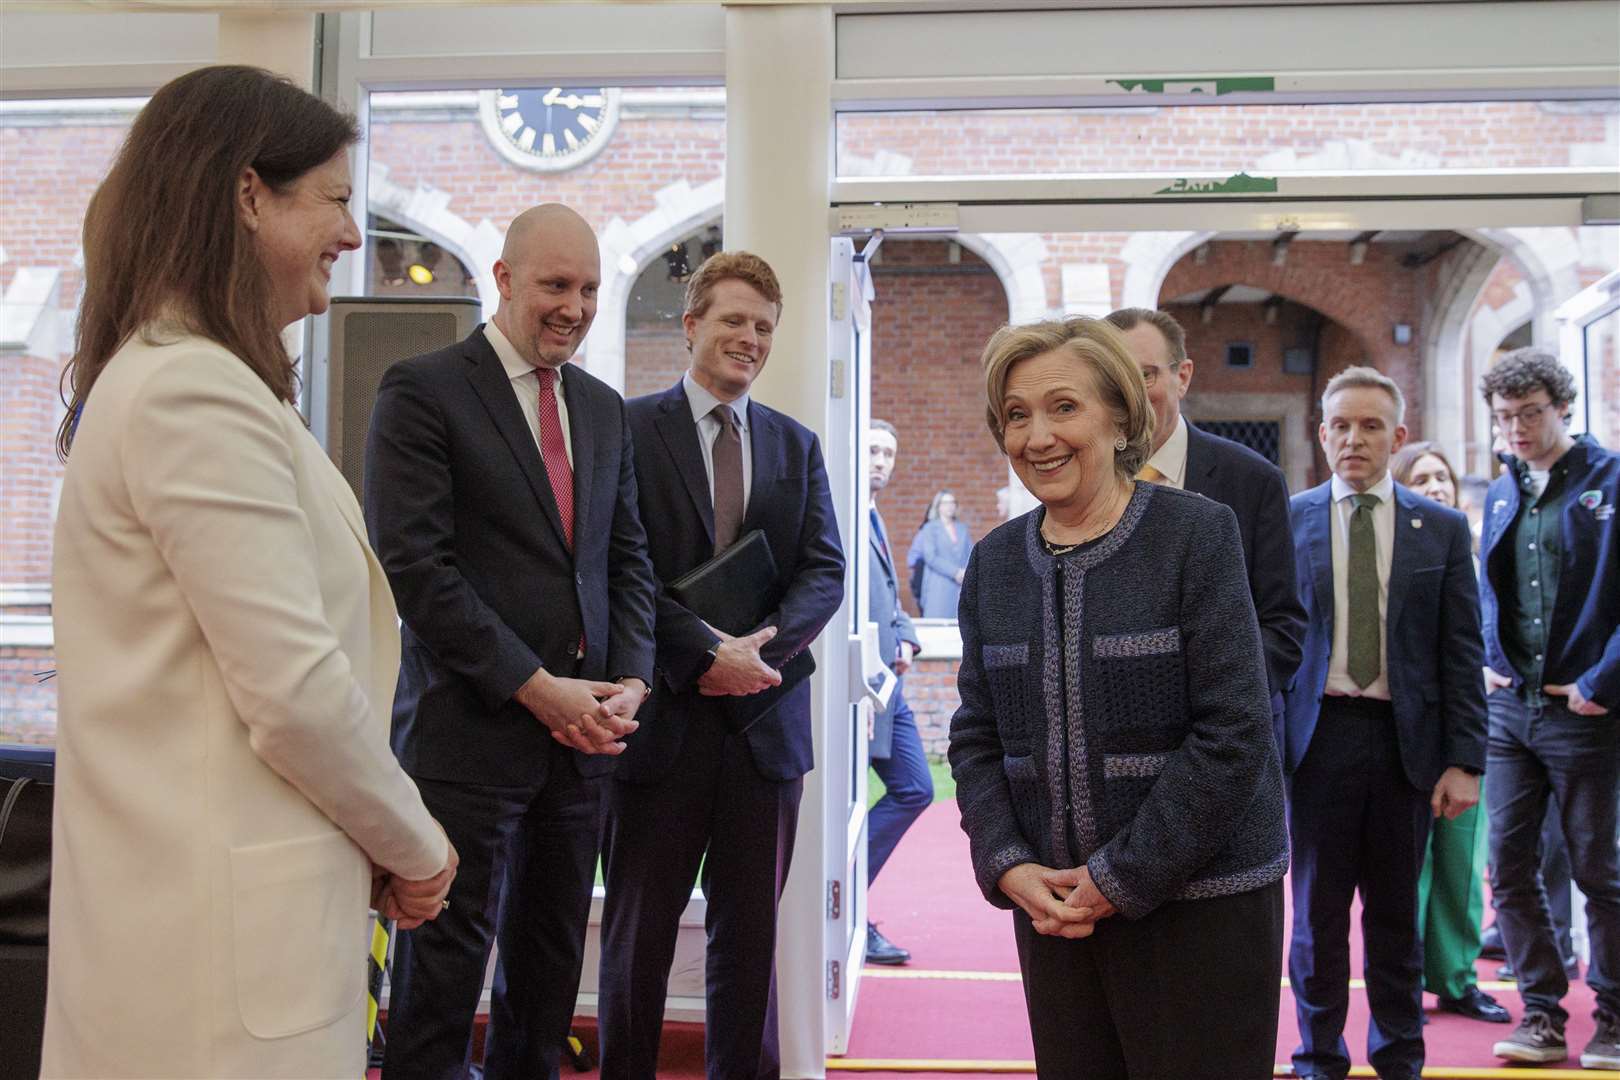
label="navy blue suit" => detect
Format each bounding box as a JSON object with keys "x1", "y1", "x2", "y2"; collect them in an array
[
  {"x1": 364, "y1": 328, "x2": 657, "y2": 1080},
  {"x1": 866, "y1": 507, "x2": 931, "y2": 891},
  {"x1": 598, "y1": 380, "x2": 844, "y2": 1080},
  {"x1": 1284, "y1": 480, "x2": 1486, "y2": 1080}
]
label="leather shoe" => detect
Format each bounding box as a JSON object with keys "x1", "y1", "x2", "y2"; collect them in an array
[
  {"x1": 1436, "y1": 985, "x2": 1512, "y2": 1023},
  {"x1": 1479, "y1": 924, "x2": 1506, "y2": 961},
  {"x1": 866, "y1": 923, "x2": 910, "y2": 966}
]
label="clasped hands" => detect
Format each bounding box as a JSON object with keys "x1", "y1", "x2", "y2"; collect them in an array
[
  {"x1": 515, "y1": 668, "x2": 647, "y2": 755},
  {"x1": 698, "y1": 625, "x2": 782, "y2": 697},
  {"x1": 998, "y1": 862, "x2": 1118, "y2": 939},
  {"x1": 371, "y1": 837, "x2": 459, "y2": 930}
]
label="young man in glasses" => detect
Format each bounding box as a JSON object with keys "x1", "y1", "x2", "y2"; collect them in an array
[{"x1": 1479, "y1": 348, "x2": 1620, "y2": 1069}]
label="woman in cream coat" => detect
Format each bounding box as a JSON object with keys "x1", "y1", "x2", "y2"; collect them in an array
[{"x1": 44, "y1": 67, "x2": 454, "y2": 1078}]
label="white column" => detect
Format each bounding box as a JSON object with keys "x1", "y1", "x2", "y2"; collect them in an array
[
  {"x1": 217, "y1": 12, "x2": 315, "y2": 89},
  {"x1": 724, "y1": 6, "x2": 836, "y2": 1078}
]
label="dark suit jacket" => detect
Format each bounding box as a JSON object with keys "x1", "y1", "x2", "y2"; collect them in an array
[
  {"x1": 1282, "y1": 480, "x2": 1487, "y2": 791},
  {"x1": 868, "y1": 508, "x2": 919, "y2": 760},
  {"x1": 363, "y1": 327, "x2": 657, "y2": 787},
  {"x1": 1183, "y1": 422, "x2": 1306, "y2": 702},
  {"x1": 617, "y1": 380, "x2": 845, "y2": 784}
]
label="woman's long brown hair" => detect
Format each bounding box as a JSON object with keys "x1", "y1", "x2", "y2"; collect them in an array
[{"x1": 57, "y1": 65, "x2": 359, "y2": 458}]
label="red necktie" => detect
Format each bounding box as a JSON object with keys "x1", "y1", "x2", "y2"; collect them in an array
[{"x1": 537, "y1": 367, "x2": 574, "y2": 550}]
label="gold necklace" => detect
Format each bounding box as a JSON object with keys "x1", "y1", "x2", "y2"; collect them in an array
[{"x1": 1041, "y1": 482, "x2": 1131, "y2": 552}]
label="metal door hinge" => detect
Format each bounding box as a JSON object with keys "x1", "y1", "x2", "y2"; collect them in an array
[
  {"x1": 827, "y1": 959, "x2": 841, "y2": 1000},
  {"x1": 827, "y1": 879, "x2": 841, "y2": 920}
]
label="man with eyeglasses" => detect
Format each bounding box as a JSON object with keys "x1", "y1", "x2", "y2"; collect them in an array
[
  {"x1": 1105, "y1": 308, "x2": 1305, "y2": 758},
  {"x1": 1478, "y1": 348, "x2": 1620, "y2": 1069}
]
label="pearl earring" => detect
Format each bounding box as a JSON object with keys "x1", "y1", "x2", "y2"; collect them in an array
[{"x1": 1114, "y1": 435, "x2": 1127, "y2": 452}]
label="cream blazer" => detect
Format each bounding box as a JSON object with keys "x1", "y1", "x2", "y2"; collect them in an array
[{"x1": 43, "y1": 330, "x2": 447, "y2": 1079}]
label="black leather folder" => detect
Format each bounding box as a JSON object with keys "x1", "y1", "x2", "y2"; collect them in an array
[{"x1": 667, "y1": 530, "x2": 817, "y2": 732}]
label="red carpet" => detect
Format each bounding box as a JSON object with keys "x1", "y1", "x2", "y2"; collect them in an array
[{"x1": 845, "y1": 802, "x2": 1616, "y2": 1077}]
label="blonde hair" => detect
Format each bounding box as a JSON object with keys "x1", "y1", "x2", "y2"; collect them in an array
[
  {"x1": 1322, "y1": 365, "x2": 1405, "y2": 426},
  {"x1": 981, "y1": 317, "x2": 1155, "y2": 479}
]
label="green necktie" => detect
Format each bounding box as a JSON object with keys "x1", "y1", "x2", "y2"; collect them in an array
[{"x1": 1347, "y1": 492, "x2": 1381, "y2": 689}]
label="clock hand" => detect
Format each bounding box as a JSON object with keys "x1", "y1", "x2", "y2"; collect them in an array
[
  {"x1": 554, "y1": 94, "x2": 585, "y2": 110},
  {"x1": 541, "y1": 87, "x2": 563, "y2": 106}
]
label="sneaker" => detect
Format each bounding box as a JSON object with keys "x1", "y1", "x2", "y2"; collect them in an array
[
  {"x1": 865, "y1": 922, "x2": 910, "y2": 966},
  {"x1": 1494, "y1": 1010, "x2": 1568, "y2": 1064},
  {"x1": 1582, "y1": 1010, "x2": 1620, "y2": 1069}
]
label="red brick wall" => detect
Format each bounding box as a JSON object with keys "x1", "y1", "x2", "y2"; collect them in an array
[
  {"x1": 367, "y1": 105, "x2": 724, "y2": 236},
  {"x1": 1, "y1": 352, "x2": 65, "y2": 585},
  {"x1": 903, "y1": 659, "x2": 961, "y2": 758},
  {"x1": 868, "y1": 241, "x2": 1010, "y2": 617},
  {"x1": 837, "y1": 101, "x2": 1615, "y2": 176},
  {"x1": 0, "y1": 649, "x2": 56, "y2": 744},
  {"x1": 1160, "y1": 239, "x2": 1427, "y2": 448}
]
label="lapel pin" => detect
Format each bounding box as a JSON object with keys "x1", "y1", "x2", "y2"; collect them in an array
[{"x1": 1411, "y1": 518, "x2": 1423, "y2": 529}]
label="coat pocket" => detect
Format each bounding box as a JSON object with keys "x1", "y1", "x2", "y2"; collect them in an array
[
  {"x1": 230, "y1": 830, "x2": 368, "y2": 1039},
  {"x1": 1090, "y1": 627, "x2": 1187, "y2": 738},
  {"x1": 983, "y1": 643, "x2": 1036, "y2": 742},
  {"x1": 1002, "y1": 752, "x2": 1045, "y2": 849}
]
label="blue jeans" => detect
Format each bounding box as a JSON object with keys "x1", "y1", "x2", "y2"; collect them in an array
[
  {"x1": 1487, "y1": 688, "x2": 1620, "y2": 1023},
  {"x1": 868, "y1": 688, "x2": 933, "y2": 888}
]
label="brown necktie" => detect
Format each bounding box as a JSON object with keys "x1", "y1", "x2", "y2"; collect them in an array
[{"x1": 711, "y1": 404, "x2": 744, "y2": 553}]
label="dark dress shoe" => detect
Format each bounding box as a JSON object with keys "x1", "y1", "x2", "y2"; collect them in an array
[
  {"x1": 866, "y1": 923, "x2": 911, "y2": 966},
  {"x1": 1436, "y1": 985, "x2": 1512, "y2": 1023},
  {"x1": 1480, "y1": 924, "x2": 1506, "y2": 960}
]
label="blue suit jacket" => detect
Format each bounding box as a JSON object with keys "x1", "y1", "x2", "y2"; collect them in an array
[
  {"x1": 868, "y1": 508, "x2": 919, "y2": 760},
  {"x1": 364, "y1": 328, "x2": 658, "y2": 786},
  {"x1": 617, "y1": 380, "x2": 846, "y2": 783},
  {"x1": 1282, "y1": 480, "x2": 1487, "y2": 791},
  {"x1": 1479, "y1": 435, "x2": 1620, "y2": 710}
]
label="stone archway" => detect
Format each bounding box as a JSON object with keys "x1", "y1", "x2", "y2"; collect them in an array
[
  {"x1": 367, "y1": 162, "x2": 501, "y2": 316},
  {"x1": 594, "y1": 177, "x2": 725, "y2": 393}
]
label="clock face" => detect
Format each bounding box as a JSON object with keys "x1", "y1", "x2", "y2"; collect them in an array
[{"x1": 478, "y1": 87, "x2": 620, "y2": 172}]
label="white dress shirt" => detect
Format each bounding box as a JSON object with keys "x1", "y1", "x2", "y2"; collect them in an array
[
  {"x1": 1143, "y1": 413, "x2": 1189, "y2": 488},
  {"x1": 1325, "y1": 469, "x2": 1395, "y2": 700},
  {"x1": 486, "y1": 320, "x2": 573, "y2": 468},
  {"x1": 683, "y1": 369, "x2": 753, "y2": 515}
]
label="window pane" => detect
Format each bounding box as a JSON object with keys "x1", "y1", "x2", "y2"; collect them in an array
[
  {"x1": 837, "y1": 99, "x2": 1618, "y2": 179},
  {"x1": 365, "y1": 87, "x2": 724, "y2": 394},
  {"x1": 0, "y1": 98, "x2": 145, "y2": 748}
]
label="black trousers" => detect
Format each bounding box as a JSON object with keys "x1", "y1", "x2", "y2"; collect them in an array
[
  {"x1": 1288, "y1": 696, "x2": 1430, "y2": 1080},
  {"x1": 382, "y1": 742, "x2": 604, "y2": 1080},
  {"x1": 1012, "y1": 878, "x2": 1283, "y2": 1080},
  {"x1": 597, "y1": 715, "x2": 803, "y2": 1080},
  {"x1": 1487, "y1": 689, "x2": 1620, "y2": 1022}
]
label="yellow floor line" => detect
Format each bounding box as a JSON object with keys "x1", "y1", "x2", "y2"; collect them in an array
[
  {"x1": 827, "y1": 1061, "x2": 1619, "y2": 1078},
  {"x1": 862, "y1": 968, "x2": 1520, "y2": 994}
]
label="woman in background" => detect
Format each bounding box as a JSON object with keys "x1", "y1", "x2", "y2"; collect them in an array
[
  {"x1": 1391, "y1": 441, "x2": 1510, "y2": 1026},
  {"x1": 910, "y1": 489, "x2": 974, "y2": 618},
  {"x1": 44, "y1": 66, "x2": 455, "y2": 1078}
]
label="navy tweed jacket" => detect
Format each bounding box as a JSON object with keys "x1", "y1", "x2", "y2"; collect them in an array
[{"x1": 948, "y1": 483, "x2": 1289, "y2": 920}]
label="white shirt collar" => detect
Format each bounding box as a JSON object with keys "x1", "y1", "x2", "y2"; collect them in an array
[
  {"x1": 1145, "y1": 414, "x2": 1189, "y2": 487},
  {"x1": 1331, "y1": 468, "x2": 1395, "y2": 505},
  {"x1": 683, "y1": 369, "x2": 750, "y2": 430},
  {"x1": 484, "y1": 320, "x2": 568, "y2": 388}
]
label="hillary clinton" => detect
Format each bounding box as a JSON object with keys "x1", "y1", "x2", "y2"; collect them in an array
[{"x1": 948, "y1": 317, "x2": 1289, "y2": 1079}]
